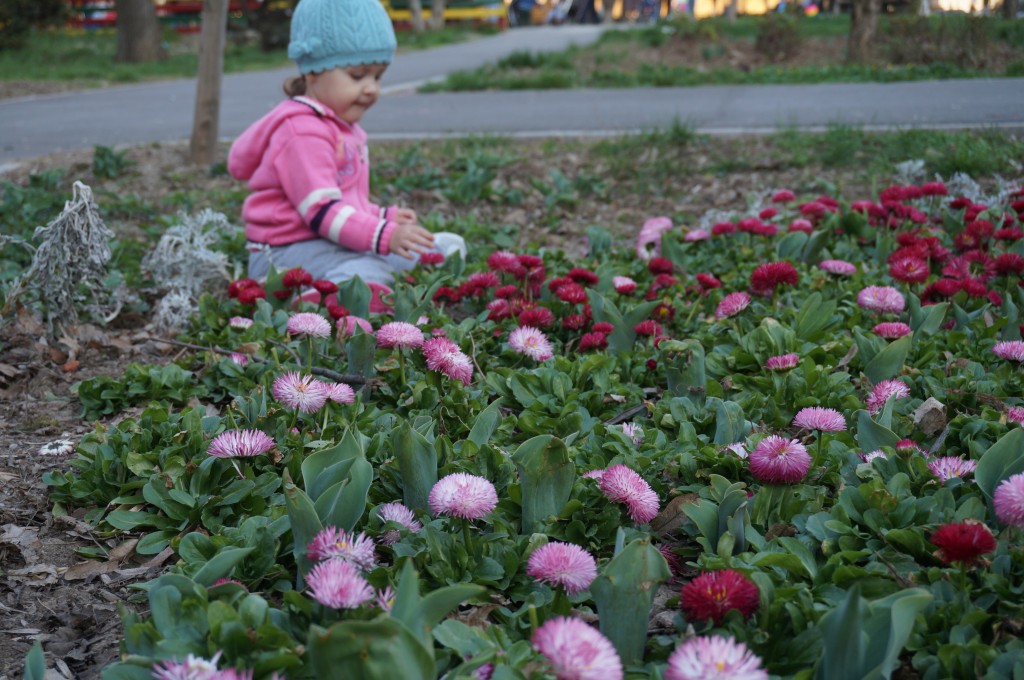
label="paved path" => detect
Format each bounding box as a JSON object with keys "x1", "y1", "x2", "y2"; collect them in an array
[{"x1": 1, "y1": 24, "x2": 1022, "y2": 165}]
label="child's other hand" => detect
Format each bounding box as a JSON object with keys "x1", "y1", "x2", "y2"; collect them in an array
[
  {"x1": 394, "y1": 208, "x2": 418, "y2": 225},
  {"x1": 390, "y1": 222, "x2": 434, "y2": 260}
]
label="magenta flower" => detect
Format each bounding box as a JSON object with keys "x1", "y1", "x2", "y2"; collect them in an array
[
  {"x1": 377, "y1": 321, "x2": 424, "y2": 349},
  {"x1": 866, "y1": 379, "x2": 911, "y2": 415},
  {"x1": 665, "y1": 635, "x2": 768, "y2": 680},
  {"x1": 526, "y1": 542, "x2": 598, "y2": 595},
  {"x1": 376, "y1": 501, "x2": 422, "y2": 532},
  {"x1": 375, "y1": 586, "x2": 396, "y2": 612},
  {"x1": 228, "y1": 316, "x2": 253, "y2": 330},
  {"x1": 323, "y1": 381, "x2": 355, "y2": 404},
  {"x1": 337, "y1": 315, "x2": 374, "y2": 336},
  {"x1": 636, "y1": 216, "x2": 674, "y2": 260},
  {"x1": 272, "y1": 372, "x2": 328, "y2": 413},
  {"x1": 286, "y1": 312, "x2": 331, "y2": 338},
  {"x1": 749, "y1": 435, "x2": 811, "y2": 484},
  {"x1": 581, "y1": 469, "x2": 605, "y2": 481},
  {"x1": 857, "y1": 286, "x2": 905, "y2": 314},
  {"x1": 715, "y1": 292, "x2": 751, "y2": 320},
  {"x1": 680, "y1": 570, "x2": 760, "y2": 625},
  {"x1": 873, "y1": 322, "x2": 912, "y2": 339},
  {"x1": 993, "y1": 340, "x2": 1024, "y2": 362},
  {"x1": 509, "y1": 326, "x2": 554, "y2": 361},
  {"x1": 207, "y1": 429, "x2": 276, "y2": 459},
  {"x1": 792, "y1": 407, "x2": 846, "y2": 432},
  {"x1": 306, "y1": 559, "x2": 374, "y2": 609},
  {"x1": 1007, "y1": 406, "x2": 1024, "y2": 424},
  {"x1": 229, "y1": 352, "x2": 249, "y2": 367},
  {"x1": 927, "y1": 456, "x2": 977, "y2": 482},
  {"x1": 818, "y1": 259, "x2": 857, "y2": 276},
  {"x1": 422, "y1": 337, "x2": 474, "y2": 385},
  {"x1": 612, "y1": 276, "x2": 637, "y2": 293},
  {"x1": 598, "y1": 464, "x2": 660, "y2": 524},
  {"x1": 764, "y1": 353, "x2": 799, "y2": 371},
  {"x1": 532, "y1": 616, "x2": 623, "y2": 680},
  {"x1": 306, "y1": 527, "x2": 377, "y2": 570},
  {"x1": 429, "y1": 473, "x2": 498, "y2": 520},
  {"x1": 684, "y1": 229, "x2": 710, "y2": 242},
  {"x1": 994, "y1": 472, "x2": 1024, "y2": 526},
  {"x1": 860, "y1": 449, "x2": 887, "y2": 463}
]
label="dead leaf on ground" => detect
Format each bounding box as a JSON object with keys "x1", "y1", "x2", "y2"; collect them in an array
[
  {"x1": 8, "y1": 564, "x2": 60, "y2": 585},
  {"x1": 64, "y1": 559, "x2": 122, "y2": 582},
  {"x1": 0, "y1": 524, "x2": 44, "y2": 563},
  {"x1": 650, "y1": 493, "x2": 700, "y2": 535}
]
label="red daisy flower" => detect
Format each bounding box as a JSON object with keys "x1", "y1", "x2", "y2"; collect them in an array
[
  {"x1": 680, "y1": 569, "x2": 760, "y2": 625},
  {"x1": 889, "y1": 256, "x2": 930, "y2": 284},
  {"x1": 930, "y1": 520, "x2": 996, "y2": 566},
  {"x1": 750, "y1": 262, "x2": 799, "y2": 295},
  {"x1": 567, "y1": 267, "x2": 599, "y2": 286},
  {"x1": 577, "y1": 331, "x2": 608, "y2": 352},
  {"x1": 281, "y1": 267, "x2": 313, "y2": 289},
  {"x1": 519, "y1": 306, "x2": 555, "y2": 328}
]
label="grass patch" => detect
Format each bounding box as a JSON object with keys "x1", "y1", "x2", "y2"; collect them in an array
[{"x1": 0, "y1": 25, "x2": 491, "y2": 86}]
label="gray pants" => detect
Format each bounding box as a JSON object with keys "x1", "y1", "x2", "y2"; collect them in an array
[{"x1": 248, "y1": 239, "x2": 418, "y2": 286}]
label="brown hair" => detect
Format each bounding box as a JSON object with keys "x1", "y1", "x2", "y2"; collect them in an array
[{"x1": 283, "y1": 75, "x2": 307, "y2": 97}]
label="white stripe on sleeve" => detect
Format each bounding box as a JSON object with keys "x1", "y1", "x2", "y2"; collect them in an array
[
  {"x1": 326, "y1": 206, "x2": 356, "y2": 243},
  {"x1": 298, "y1": 188, "x2": 342, "y2": 217}
]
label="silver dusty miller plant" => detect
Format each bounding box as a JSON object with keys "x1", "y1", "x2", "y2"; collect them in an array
[
  {"x1": 4, "y1": 181, "x2": 127, "y2": 338},
  {"x1": 142, "y1": 208, "x2": 235, "y2": 332}
]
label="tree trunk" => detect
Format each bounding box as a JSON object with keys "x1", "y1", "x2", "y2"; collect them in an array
[
  {"x1": 727, "y1": 0, "x2": 738, "y2": 22},
  {"x1": 114, "y1": 0, "x2": 166, "y2": 63},
  {"x1": 190, "y1": 0, "x2": 228, "y2": 166},
  {"x1": 1003, "y1": 0, "x2": 1018, "y2": 18},
  {"x1": 847, "y1": 0, "x2": 880, "y2": 63},
  {"x1": 407, "y1": 0, "x2": 426, "y2": 33},
  {"x1": 429, "y1": 0, "x2": 447, "y2": 28}
]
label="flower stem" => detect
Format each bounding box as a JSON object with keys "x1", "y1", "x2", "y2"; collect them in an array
[
  {"x1": 462, "y1": 517, "x2": 475, "y2": 562},
  {"x1": 398, "y1": 348, "x2": 407, "y2": 388}
]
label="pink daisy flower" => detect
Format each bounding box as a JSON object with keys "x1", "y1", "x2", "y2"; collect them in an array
[
  {"x1": 612, "y1": 276, "x2": 637, "y2": 294},
  {"x1": 207, "y1": 429, "x2": 276, "y2": 459},
  {"x1": 429, "y1": 473, "x2": 498, "y2": 520},
  {"x1": 306, "y1": 559, "x2": 374, "y2": 609},
  {"x1": 665, "y1": 635, "x2": 768, "y2": 680},
  {"x1": 598, "y1": 464, "x2": 660, "y2": 524},
  {"x1": 860, "y1": 449, "x2": 887, "y2": 463},
  {"x1": 153, "y1": 652, "x2": 254, "y2": 680},
  {"x1": 994, "y1": 472, "x2": 1024, "y2": 527},
  {"x1": 422, "y1": 337, "x2": 474, "y2": 385},
  {"x1": 532, "y1": 617, "x2": 623, "y2": 680},
  {"x1": 323, "y1": 381, "x2": 355, "y2": 404},
  {"x1": 228, "y1": 316, "x2": 253, "y2": 330},
  {"x1": 764, "y1": 353, "x2": 799, "y2": 371},
  {"x1": 620, "y1": 422, "x2": 644, "y2": 444},
  {"x1": 526, "y1": 542, "x2": 598, "y2": 595},
  {"x1": 716, "y1": 292, "x2": 751, "y2": 320},
  {"x1": 1006, "y1": 406, "x2": 1024, "y2": 424},
  {"x1": 376, "y1": 321, "x2": 424, "y2": 349},
  {"x1": 792, "y1": 407, "x2": 846, "y2": 432},
  {"x1": 896, "y1": 439, "x2": 923, "y2": 455},
  {"x1": 509, "y1": 326, "x2": 554, "y2": 361},
  {"x1": 377, "y1": 501, "x2": 422, "y2": 532},
  {"x1": 866, "y1": 379, "x2": 911, "y2": 415},
  {"x1": 873, "y1": 322, "x2": 912, "y2": 339},
  {"x1": 749, "y1": 435, "x2": 811, "y2": 484},
  {"x1": 993, "y1": 341, "x2": 1024, "y2": 362},
  {"x1": 636, "y1": 216, "x2": 674, "y2": 260},
  {"x1": 857, "y1": 286, "x2": 905, "y2": 314},
  {"x1": 229, "y1": 353, "x2": 249, "y2": 366},
  {"x1": 684, "y1": 229, "x2": 710, "y2": 242},
  {"x1": 272, "y1": 372, "x2": 328, "y2": 413},
  {"x1": 286, "y1": 312, "x2": 331, "y2": 338},
  {"x1": 819, "y1": 259, "x2": 857, "y2": 276},
  {"x1": 927, "y1": 456, "x2": 977, "y2": 482},
  {"x1": 581, "y1": 469, "x2": 605, "y2": 481},
  {"x1": 306, "y1": 527, "x2": 377, "y2": 570}
]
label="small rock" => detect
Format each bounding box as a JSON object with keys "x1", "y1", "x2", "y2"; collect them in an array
[{"x1": 914, "y1": 397, "x2": 946, "y2": 436}]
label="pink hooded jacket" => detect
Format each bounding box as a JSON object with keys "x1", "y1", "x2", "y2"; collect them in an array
[{"x1": 228, "y1": 96, "x2": 397, "y2": 254}]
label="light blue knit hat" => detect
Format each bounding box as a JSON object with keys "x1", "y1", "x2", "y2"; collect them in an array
[{"x1": 288, "y1": 0, "x2": 397, "y2": 74}]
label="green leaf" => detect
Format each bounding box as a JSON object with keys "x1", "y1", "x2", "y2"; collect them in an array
[
  {"x1": 591, "y1": 537, "x2": 671, "y2": 665},
  {"x1": 511, "y1": 435, "x2": 575, "y2": 533},
  {"x1": 307, "y1": 620, "x2": 435, "y2": 680},
  {"x1": 314, "y1": 457, "x2": 373, "y2": 531},
  {"x1": 337, "y1": 276, "x2": 371, "y2": 319},
  {"x1": 283, "y1": 470, "x2": 322, "y2": 587},
  {"x1": 909, "y1": 299, "x2": 948, "y2": 338},
  {"x1": 393, "y1": 420, "x2": 438, "y2": 513},
  {"x1": 975, "y1": 428, "x2": 1024, "y2": 502},
  {"x1": 815, "y1": 584, "x2": 867, "y2": 680},
  {"x1": 795, "y1": 292, "x2": 838, "y2": 340},
  {"x1": 864, "y1": 335, "x2": 912, "y2": 384},
  {"x1": 776, "y1": 230, "x2": 809, "y2": 260},
  {"x1": 708, "y1": 397, "x2": 748, "y2": 445},
  {"x1": 345, "y1": 330, "x2": 377, "y2": 380},
  {"x1": 854, "y1": 409, "x2": 900, "y2": 458},
  {"x1": 23, "y1": 641, "x2": 44, "y2": 680},
  {"x1": 664, "y1": 339, "x2": 705, "y2": 397},
  {"x1": 192, "y1": 547, "x2": 255, "y2": 587},
  {"x1": 467, "y1": 398, "x2": 504, "y2": 447},
  {"x1": 862, "y1": 589, "x2": 933, "y2": 679}
]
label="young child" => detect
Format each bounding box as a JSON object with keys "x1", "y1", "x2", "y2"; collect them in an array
[{"x1": 227, "y1": 0, "x2": 464, "y2": 309}]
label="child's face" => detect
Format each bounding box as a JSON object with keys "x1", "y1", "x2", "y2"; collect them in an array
[{"x1": 307, "y1": 63, "x2": 387, "y2": 124}]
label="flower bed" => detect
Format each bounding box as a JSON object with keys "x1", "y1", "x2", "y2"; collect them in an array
[{"x1": 47, "y1": 175, "x2": 1024, "y2": 679}]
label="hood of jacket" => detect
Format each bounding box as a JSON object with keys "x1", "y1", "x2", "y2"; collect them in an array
[{"x1": 228, "y1": 97, "x2": 337, "y2": 181}]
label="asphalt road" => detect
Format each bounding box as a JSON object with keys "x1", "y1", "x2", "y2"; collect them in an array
[{"x1": 0, "y1": 24, "x2": 1022, "y2": 166}]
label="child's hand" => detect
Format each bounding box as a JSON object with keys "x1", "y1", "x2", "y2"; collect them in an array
[
  {"x1": 394, "y1": 208, "x2": 418, "y2": 225},
  {"x1": 390, "y1": 222, "x2": 435, "y2": 260}
]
